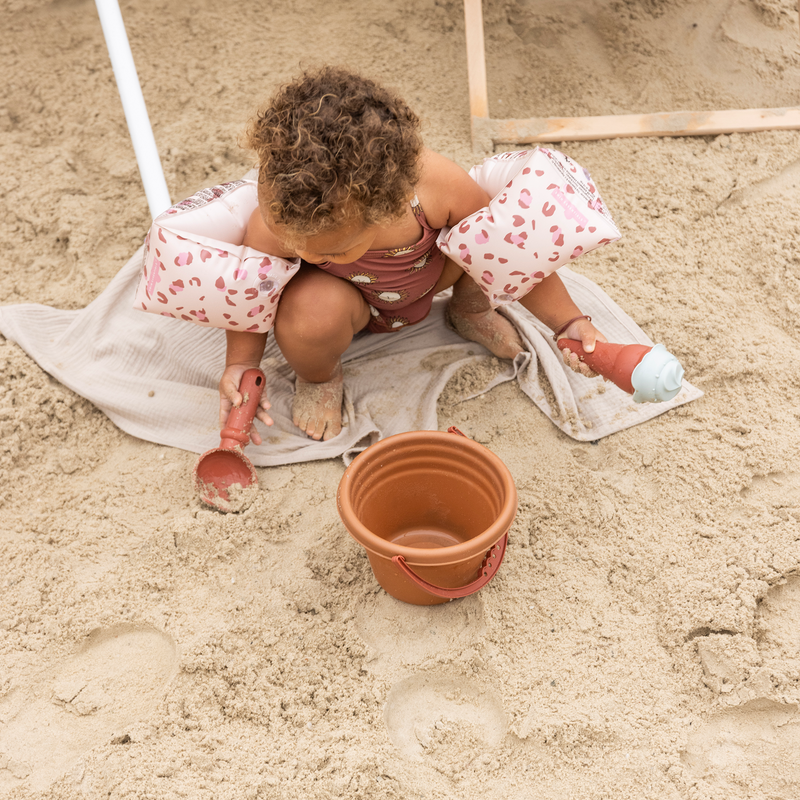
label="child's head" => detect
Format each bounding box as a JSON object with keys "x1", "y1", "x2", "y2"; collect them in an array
[{"x1": 246, "y1": 66, "x2": 422, "y2": 246}]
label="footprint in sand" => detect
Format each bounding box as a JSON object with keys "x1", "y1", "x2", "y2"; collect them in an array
[
  {"x1": 0, "y1": 623, "x2": 178, "y2": 792},
  {"x1": 681, "y1": 699, "x2": 800, "y2": 796},
  {"x1": 720, "y1": 159, "x2": 800, "y2": 211},
  {"x1": 756, "y1": 574, "x2": 800, "y2": 665},
  {"x1": 355, "y1": 592, "x2": 485, "y2": 672},
  {"x1": 740, "y1": 471, "x2": 800, "y2": 509},
  {"x1": 684, "y1": 575, "x2": 800, "y2": 795},
  {"x1": 693, "y1": 572, "x2": 800, "y2": 700},
  {"x1": 729, "y1": 471, "x2": 800, "y2": 524},
  {"x1": 383, "y1": 673, "x2": 507, "y2": 774}
]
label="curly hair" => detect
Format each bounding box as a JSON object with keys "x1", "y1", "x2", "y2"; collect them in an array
[{"x1": 246, "y1": 66, "x2": 423, "y2": 239}]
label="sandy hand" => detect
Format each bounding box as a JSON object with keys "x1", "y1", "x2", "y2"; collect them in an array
[
  {"x1": 558, "y1": 317, "x2": 607, "y2": 378},
  {"x1": 219, "y1": 363, "x2": 273, "y2": 444}
]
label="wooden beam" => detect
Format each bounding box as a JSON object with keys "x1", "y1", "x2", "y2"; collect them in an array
[{"x1": 471, "y1": 107, "x2": 800, "y2": 153}]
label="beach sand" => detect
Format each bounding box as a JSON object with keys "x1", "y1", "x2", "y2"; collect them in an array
[{"x1": 2, "y1": 0, "x2": 800, "y2": 797}]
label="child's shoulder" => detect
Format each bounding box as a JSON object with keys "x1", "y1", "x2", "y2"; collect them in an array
[
  {"x1": 417, "y1": 148, "x2": 472, "y2": 191},
  {"x1": 243, "y1": 208, "x2": 296, "y2": 258},
  {"x1": 416, "y1": 149, "x2": 490, "y2": 228}
]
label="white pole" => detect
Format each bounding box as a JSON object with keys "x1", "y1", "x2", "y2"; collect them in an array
[{"x1": 94, "y1": 0, "x2": 171, "y2": 218}]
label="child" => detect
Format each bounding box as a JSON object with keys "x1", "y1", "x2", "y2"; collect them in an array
[{"x1": 220, "y1": 66, "x2": 605, "y2": 442}]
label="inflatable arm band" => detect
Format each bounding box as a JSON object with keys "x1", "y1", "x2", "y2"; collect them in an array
[
  {"x1": 436, "y1": 148, "x2": 621, "y2": 307},
  {"x1": 133, "y1": 180, "x2": 300, "y2": 333}
]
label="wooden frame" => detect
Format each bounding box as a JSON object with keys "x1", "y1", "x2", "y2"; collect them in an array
[{"x1": 464, "y1": 0, "x2": 800, "y2": 154}]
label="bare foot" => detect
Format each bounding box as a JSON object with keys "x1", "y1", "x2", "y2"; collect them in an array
[
  {"x1": 293, "y1": 361, "x2": 344, "y2": 441},
  {"x1": 446, "y1": 279, "x2": 524, "y2": 360}
]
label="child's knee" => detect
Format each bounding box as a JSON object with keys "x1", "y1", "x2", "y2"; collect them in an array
[{"x1": 276, "y1": 269, "x2": 365, "y2": 343}]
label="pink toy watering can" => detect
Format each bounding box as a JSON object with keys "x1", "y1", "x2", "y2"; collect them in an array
[{"x1": 557, "y1": 339, "x2": 684, "y2": 403}]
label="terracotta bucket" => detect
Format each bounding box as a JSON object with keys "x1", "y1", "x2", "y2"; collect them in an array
[{"x1": 337, "y1": 428, "x2": 517, "y2": 605}]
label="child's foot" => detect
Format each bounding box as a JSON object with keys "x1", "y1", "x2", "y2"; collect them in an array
[
  {"x1": 293, "y1": 361, "x2": 344, "y2": 441},
  {"x1": 446, "y1": 281, "x2": 525, "y2": 360}
]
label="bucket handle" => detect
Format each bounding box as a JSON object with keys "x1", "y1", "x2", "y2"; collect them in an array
[{"x1": 390, "y1": 533, "x2": 508, "y2": 600}]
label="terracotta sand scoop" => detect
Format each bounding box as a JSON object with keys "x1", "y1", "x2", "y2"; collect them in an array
[{"x1": 194, "y1": 368, "x2": 265, "y2": 512}]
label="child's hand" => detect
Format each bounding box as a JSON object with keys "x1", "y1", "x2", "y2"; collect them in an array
[
  {"x1": 559, "y1": 317, "x2": 608, "y2": 378},
  {"x1": 219, "y1": 363, "x2": 273, "y2": 445}
]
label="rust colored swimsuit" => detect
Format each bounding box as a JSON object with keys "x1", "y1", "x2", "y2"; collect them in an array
[{"x1": 317, "y1": 196, "x2": 446, "y2": 333}]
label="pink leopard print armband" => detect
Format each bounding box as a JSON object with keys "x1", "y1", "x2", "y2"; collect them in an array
[
  {"x1": 134, "y1": 180, "x2": 300, "y2": 333},
  {"x1": 437, "y1": 148, "x2": 621, "y2": 307}
]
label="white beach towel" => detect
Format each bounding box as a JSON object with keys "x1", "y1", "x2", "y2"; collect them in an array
[{"x1": 0, "y1": 247, "x2": 702, "y2": 466}]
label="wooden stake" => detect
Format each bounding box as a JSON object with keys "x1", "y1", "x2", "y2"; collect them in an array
[{"x1": 463, "y1": 0, "x2": 489, "y2": 119}]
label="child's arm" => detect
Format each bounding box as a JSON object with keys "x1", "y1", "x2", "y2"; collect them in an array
[
  {"x1": 220, "y1": 330, "x2": 272, "y2": 443},
  {"x1": 518, "y1": 271, "x2": 605, "y2": 350},
  {"x1": 421, "y1": 149, "x2": 605, "y2": 372},
  {"x1": 218, "y1": 209, "x2": 296, "y2": 443},
  {"x1": 518, "y1": 271, "x2": 607, "y2": 376}
]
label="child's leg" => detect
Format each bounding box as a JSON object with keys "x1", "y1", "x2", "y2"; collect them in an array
[
  {"x1": 445, "y1": 267, "x2": 524, "y2": 360},
  {"x1": 273, "y1": 264, "x2": 371, "y2": 441}
]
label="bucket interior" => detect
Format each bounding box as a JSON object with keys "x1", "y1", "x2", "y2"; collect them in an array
[{"x1": 347, "y1": 441, "x2": 508, "y2": 550}]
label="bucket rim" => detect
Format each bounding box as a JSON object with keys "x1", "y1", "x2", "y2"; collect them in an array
[{"x1": 337, "y1": 430, "x2": 518, "y2": 566}]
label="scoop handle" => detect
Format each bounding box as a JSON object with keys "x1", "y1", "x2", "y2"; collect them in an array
[{"x1": 220, "y1": 368, "x2": 266, "y2": 449}]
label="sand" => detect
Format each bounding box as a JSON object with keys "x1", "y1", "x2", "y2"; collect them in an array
[{"x1": 2, "y1": 0, "x2": 800, "y2": 797}]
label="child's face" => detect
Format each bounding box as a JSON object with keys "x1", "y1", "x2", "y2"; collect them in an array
[
  {"x1": 294, "y1": 219, "x2": 379, "y2": 265},
  {"x1": 267, "y1": 213, "x2": 379, "y2": 265}
]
